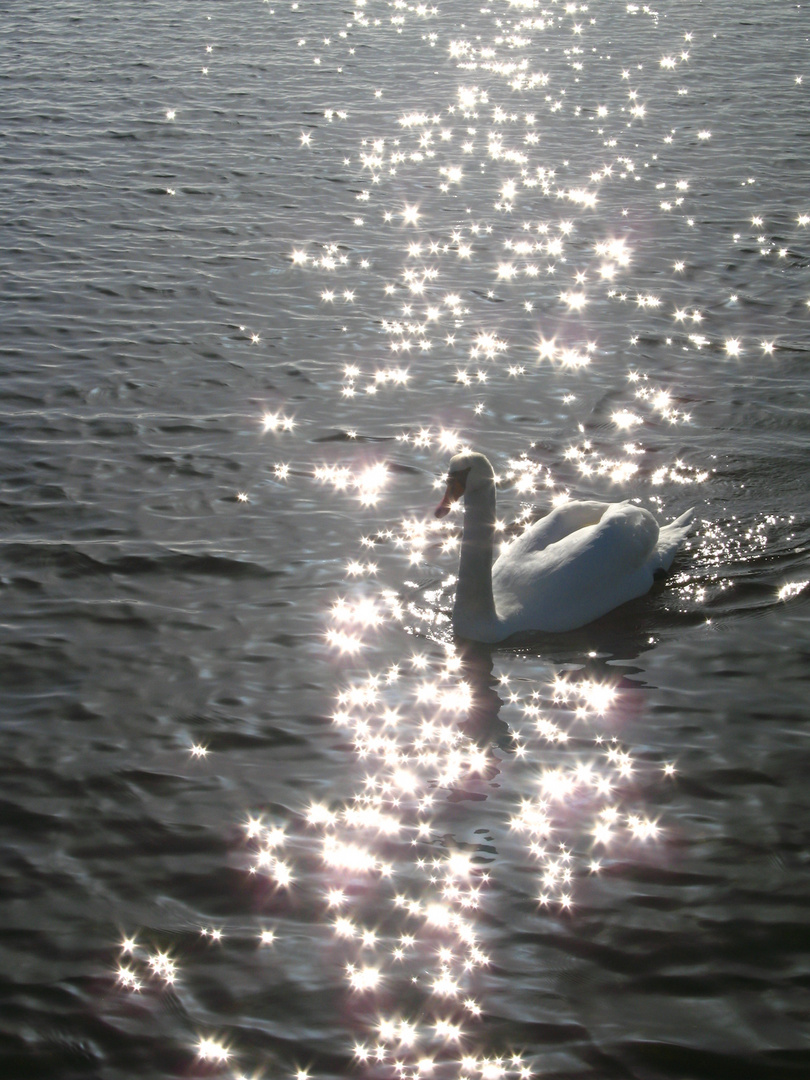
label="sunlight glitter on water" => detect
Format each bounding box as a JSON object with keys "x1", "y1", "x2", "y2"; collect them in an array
[
  {"x1": 118, "y1": 628, "x2": 655, "y2": 1076},
  {"x1": 104, "y1": 0, "x2": 810, "y2": 1075}
]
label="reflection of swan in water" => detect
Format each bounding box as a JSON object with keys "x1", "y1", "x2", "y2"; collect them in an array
[
  {"x1": 435, "y1": 451, "x2": 694, "y2": 644},
  {"x1": 453, "y1": 640, "x2": 510, "y2": 749}
]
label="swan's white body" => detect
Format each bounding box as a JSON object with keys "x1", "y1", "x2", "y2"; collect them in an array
[{"x1": 435, "y1": 451, "x2": 694, "y2": 643}]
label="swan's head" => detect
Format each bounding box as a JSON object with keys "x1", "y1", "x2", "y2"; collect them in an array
[{"x1": 435, "y1": 451, "x2": 495, "y2": 518}]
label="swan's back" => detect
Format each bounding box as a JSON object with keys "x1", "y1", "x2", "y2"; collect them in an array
[{"x1": 492, "y1": 502, "x2": 692, "y2": 635}]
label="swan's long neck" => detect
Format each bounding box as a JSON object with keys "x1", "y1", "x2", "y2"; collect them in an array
[{"x1": 454, "y1": 478, "x2": 498, "y2": 634}]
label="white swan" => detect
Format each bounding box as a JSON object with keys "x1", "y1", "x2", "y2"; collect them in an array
[{"x1": 435, "y1": 451, "x2": 694, "y2": 643}]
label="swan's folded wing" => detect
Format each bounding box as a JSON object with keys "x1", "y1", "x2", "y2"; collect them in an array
[
  {"x1": 499, "y1": 499, "x2": 614, "y2": 561},
  {"x1": 594, "y1": 502, "x2": 661, "y2": 569},
  {"x1": 493, "y1": 503, "x2": 662, "y2": 634}
]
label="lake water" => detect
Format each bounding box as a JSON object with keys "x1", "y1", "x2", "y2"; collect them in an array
[{"x1": 2, "y1": 1, "x2": 810, "y2": 1077}]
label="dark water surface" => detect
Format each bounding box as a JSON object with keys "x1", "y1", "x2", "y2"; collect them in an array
[{"x1": 2, "y1": 1, "x2": 810, "y2": 1077}]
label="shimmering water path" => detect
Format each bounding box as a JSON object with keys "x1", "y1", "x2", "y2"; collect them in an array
[{"x1": 1, "y1": 2, "x2": 810, "y2": 1078}]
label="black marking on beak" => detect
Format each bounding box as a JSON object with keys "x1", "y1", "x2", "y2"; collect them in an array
[{"x1": 435, "y1": 467, "x2": 471, "y2": 518}]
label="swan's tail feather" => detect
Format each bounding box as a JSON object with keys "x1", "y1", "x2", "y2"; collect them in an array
[{"x1": 654, "y1": 507, "x2": 695, "y2": 573}]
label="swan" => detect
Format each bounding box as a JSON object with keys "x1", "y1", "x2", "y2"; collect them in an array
[{"x1": 435, "y1": 451, "x2": 694, "y2": 643}]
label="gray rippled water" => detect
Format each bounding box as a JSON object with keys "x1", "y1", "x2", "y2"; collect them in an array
[{"x1": 1, "y1": 1, "x2": 809, "y2": 1078}]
